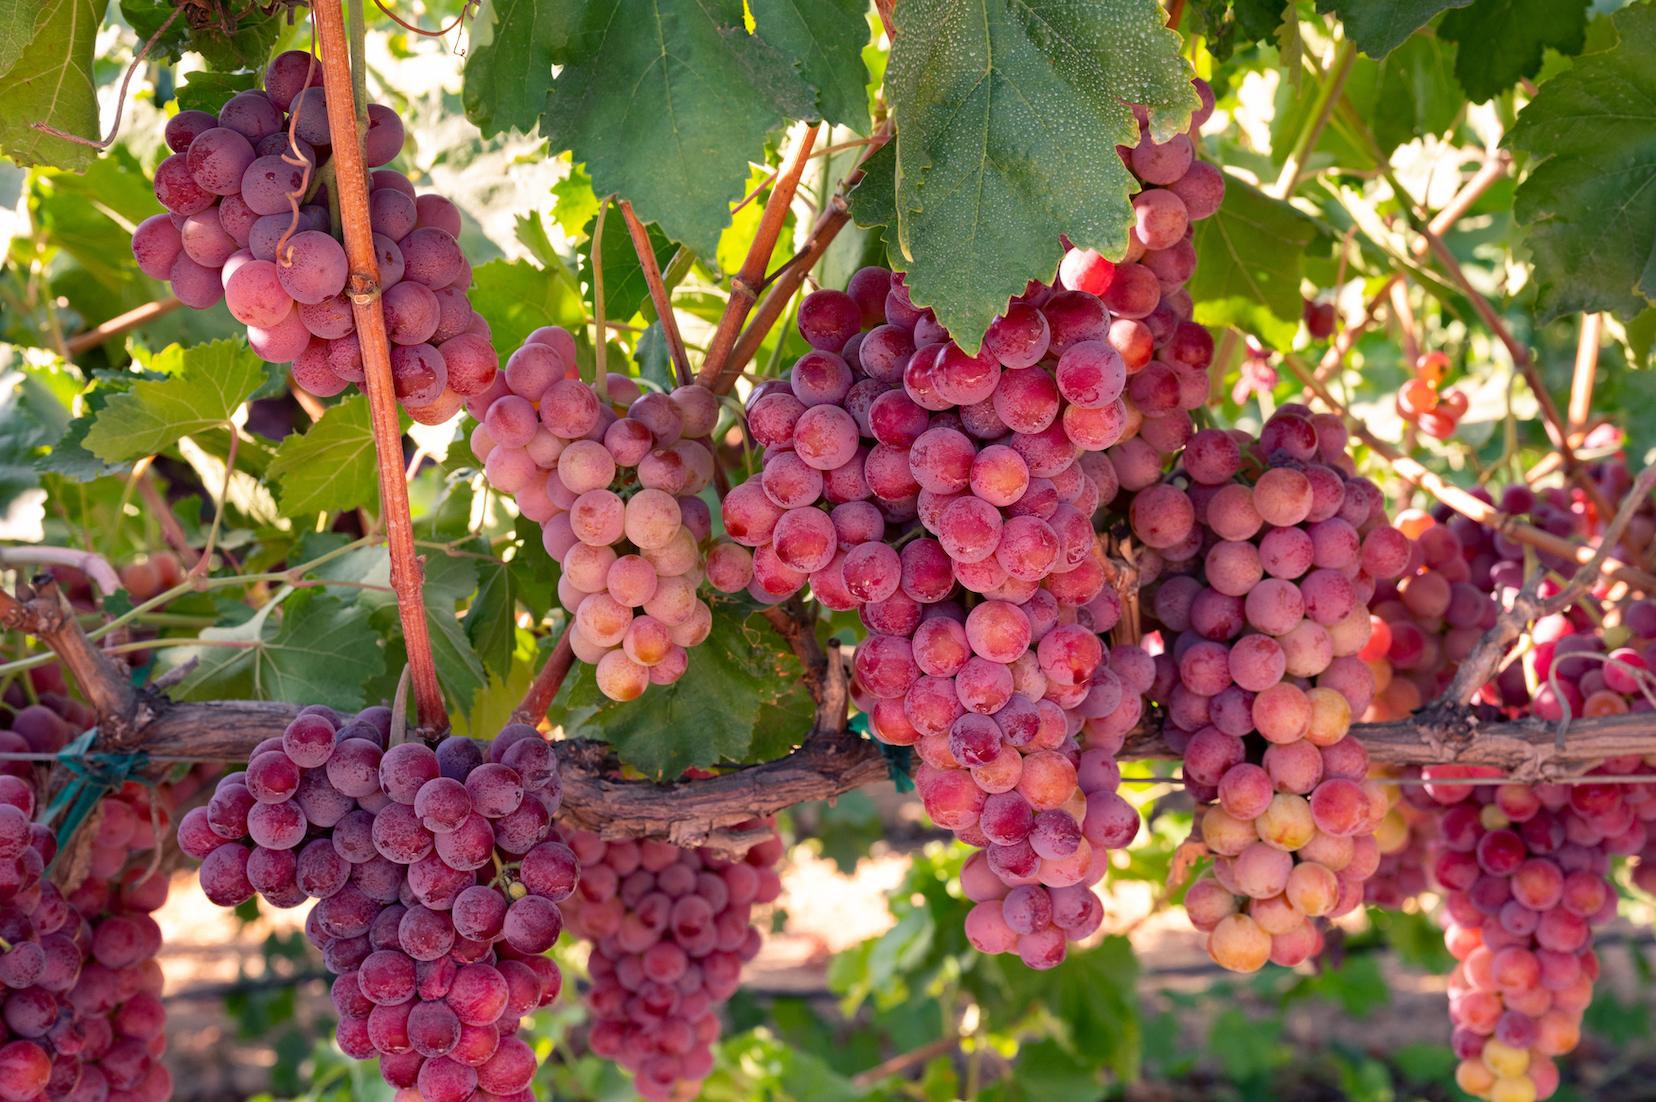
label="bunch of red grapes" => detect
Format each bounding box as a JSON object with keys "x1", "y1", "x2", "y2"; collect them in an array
[
  {"x1": 467, "y1": 328, "x2": 723, "y2": 700},
  {"x1": 1422, "y1": 768, "x2": 1626, "y2": 1102},
  {"x1": 1396, "y1": 352, "x2": 1471, "y2": 441},
  {"x1": 177, "y1": 709, "x2": 574, "y2": 1102},
  {"x1": 558, "y1": 826, "x2": 783, "y2": 1101},
  {"x1": 133, "y1": 50, "x2": 494, "y2": 425}
]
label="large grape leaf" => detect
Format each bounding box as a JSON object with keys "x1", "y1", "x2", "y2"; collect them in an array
[
  {"x1": 0, "y1": 0, "x2": 101, "y2": 173},
  {"x1": 565, "y1": 594, "x2": 806, "y2": 779},
  {"x1": 0, "y1": 0, "x2": 46, "y2": 83},
  {"x1": 883, "y1": 0, "x2": 1199, "y2": 353},
  {"x1": 156, "y1": 588, "x2": 385, "y2": 712},
  {"x1": 1188, "y1": 175, "x2": 1319, "y2": 350},
  {"x1": 1438, "y1": 0, "x2": 1589, "y2": 103},
  {"x1": 1343, "y1": 33, "x2": 1463, "y2": 157},
  {"x1": 749, "y1": 0, "x2": 872, "y2": 134},
  {"x1": 82, "y1": 340, "x2": 267, "y2": 462},
  {"x1": 1313, "y1": 0, "x2": 1472, "y2": 58},
  {"x1": 266, "y1": 395, "x2": 402, "y2": 519},
  {"x1": 538, "y1": 0, "x2": 815, "y2": 260},
  {"x1": 461, "y1": 0, "x2": 562, "y2": 139},
  {"x1": 1505, "y1": 1, "x2": 1656, "y2": 323}
]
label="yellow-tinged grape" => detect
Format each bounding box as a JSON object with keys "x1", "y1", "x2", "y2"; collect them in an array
[
  {"x1": 1489, "y1": 1076, "x2": 1537, "y2": 1102},
  {"x1": 1284, "y1": 860, "x2": 1339, "y2": 916},
  {"x1": 1481, "y1": 804, "x2": 1511, "y2": 830},
  {"x1": 576, "y1": 591, "x2": 633, "y2": 647},
  {"x1": 1482, "y1": 1039, "x2": 1530, "y2": 1079},
  {"x1": 595, "y1": 649, "x2": 650, "y2": 700},
  {"x1": 1303, "y1": 687, "x2": 1352, "y2": 746},
  {"x1": 1374, "y1": 809, "x2": 1411, "y2": 855},
  {"x1": 1456, "y1": 1059, "x2": 1497, "y2": 1097},
  {"x1": 624, "y1": 488, "x2": 683, "y2": 550},
  {"x1": 642, "y1": 525, "x2": 699, "y2": 576},
  {"x1": 668, "y1": 599, "x2": 712, "y2": 647},
  {"x1": 622, "y1": 615, "x2": 674, "y2": 666},
  {"x1": 1201, "y1": 805, "x2": 1259, "y2": 856},
  {"x1": 1247, "y1": 892, "x2": 1305, "y2": 935},
  {"x1": 1327, "y1": 606, "x2": 1373, "y2": 657},
  {"x1": 1207, "y1": 913, "x2": 1272, "y2": 972},
  {"x1": 1256, "y1": 792, "x2": 1316, "y2": 850},
  {"x1": 1367, "y1": 655, "x2": 1394, "y2": 693},
  {"x1": 1296, "y1": 829, "x2": 1354, "y2": 871}
]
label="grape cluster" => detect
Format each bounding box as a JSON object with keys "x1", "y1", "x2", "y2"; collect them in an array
[
  {"x1": 177, "y1": 709, "x2": 574, "y2": 1102},
  {"x1": 1396, "y1": 352, "x2": 1471, "y2": 441},
  {"x1": 1363, "y1": 767, "x2": 1438, "y2": 908},
  {"x1": 559, "y1": 827, "x2": 782, "y2": 1101},
  {"x1": 133, "y1": 50, "x2": 494, "y2": 425},
  {"x1": 1423, "y1": 769, "x2": 1626, "y2": 1102},
  {"x1": 1125, "y1": 405, "x2": 1406, "y2": 971},
  {"x1": 468, "y1": 337, "x2": 722, "y2": 701}
]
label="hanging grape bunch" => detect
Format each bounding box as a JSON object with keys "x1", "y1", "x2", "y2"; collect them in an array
[
  {"x1": 1396, "y1": 351, "x2": 1471, "y2": 441},
  {"x1": 559, "y1": 826, "x2": 783, "y2": 1101},
  {"x1": 132, "y1": 50, "x2": 495, "y2": 425},
  {"x1": 177, "y1": 708, "x2": 573, "y2": 1102},
  {"x1": 468, "y1": 329, "x2": 722, "y2": 701}
]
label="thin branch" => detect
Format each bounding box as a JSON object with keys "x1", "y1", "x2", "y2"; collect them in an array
[
  {"x1": 1271, "y1": 39, "x2": 1355, "y2": 199},
  {"x1": 619, "y1": 200, "x2": 692, "y2": 388},
  {"x1": 697, "y1": 124, "x2": 822, "y2": 389},
  {"x1": 1568, "y1": 313, "x2": 1601, "y2": 439},
  {"x1": 591, "y1": 194, "x2": 614, "y2": 406},
  {"x1": 314, "y1": 0, "x2": 448, "y2": 733},
  {"x1": 0, "y1": 547, "x2": 119, "y2": 596},
  {"x1": 65, "y1": 299, "x2": 183, "y2": 357},
  {"x1": 851, "y1": 1036, "x2": 961, "y2": 1089},
  {"x1": 513, "y1": 625, "x2": 574, "y2": 725}
]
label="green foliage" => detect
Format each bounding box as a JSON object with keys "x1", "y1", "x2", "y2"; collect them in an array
[
  {"x1": 461, "y1": 0, "x2": 562, "y2": 139},
  {"x1": 1183, "y1": 0, "x2": 1289, "y2": 62},
  {"x1": 1313, "y1": 0, "x2": 1472, "y2": 59},
  {"x1": 467, "y1": 257, "x2": 585, "y2": 354},
  {"x1": 266, "y1": 395, "x2": 400, "y2": 519},
  {"x1": 537, "y1": 0, "x2": 815, "y2": 260},
  {"x1": 880, "y1": 0, "x2": 1198, "y2": 350},
  {"x1": 82, "y1": 340, "x2": 269, "y2": 462},
  {"x1": 576, "y1": 197, "x2": 675, "y2": 320},
  {"x1": 175, "y1": 69, "x2": 261, "y2": 114},
  {"x1": 120, "y1": 0, "x2": 284, "y2": 72},
  {"x1": 1438, "y1": 0, "x2": 1589, "y2": 102},
  {"x1": 1343, "y1": 34, "x2": 1463, "y2": 157},
  {"x1": 563, "y1": 593, "x2": 807, "y2": 778},
  {"x1": 748, "y1": 0, "x2": 873, "y2": 134},
  {"x1": 1506, "y1": 0, "x2": 1656, "y2": 323},
  {"x1": 0, "y1": 0, "x2": 102, "y2": 172},
  {"x1": 1189, "y1": 175, "x2": 1319, "y2": 350}
]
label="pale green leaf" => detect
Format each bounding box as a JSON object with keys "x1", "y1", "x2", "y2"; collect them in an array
[
  {"x1": 82, "y1": 340, "x2": 268, "y2": 462},
  {"x1": 0, "y1": 0, "x2": 101, "y2": 173},
  {"x1": 266, "y1": 395, "x2": 401, "y2": 519}
]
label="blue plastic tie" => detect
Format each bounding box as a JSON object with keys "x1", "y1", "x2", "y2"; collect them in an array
[
  {"x1": 41, "y1": 728, "x2": 153, "y2": 871},
  {"x1": 849, "y1": 713, "x2": 913, "y2": 793}
]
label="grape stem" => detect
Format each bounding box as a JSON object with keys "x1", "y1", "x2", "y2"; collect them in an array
[
  {"x1": 190, "y1": 422, "x2": 238, "y2": 580},
  {"x1": 313, "y1": 0, "x2": 450, "y2": 734},
  {"x1": 619, "y1": 200, "x2": 693, "y2": 387},
  {"x1": 64, "y1": 298, "x2": 184, "y2": 357},
  {"x1": 512, "y1": 624, "x2": 574, "y2": 726},
  {"x1": 591, "y1": 194, "x2": 614, "y2": 406}
]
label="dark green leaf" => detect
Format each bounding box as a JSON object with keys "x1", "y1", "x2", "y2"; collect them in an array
[
  {"x1": 632, "y1": 322, "x2": 674, "y2": 391},
  {"x1": 469, "y1": 258, "x2": 585, "y2": 355},
  {"x1": 846, "y1": 139, "x2": 898, "y2": 242},
  {"x1": 461, "y1": 0, "x2": 562, "y2": 138},
  {"x1": 748, "y1": 675, "x2": 815, "y2": 762},
  {"x1": 883, "y1": 0, "x2": 1199, "y2": 351},
  {"x1": 1189, "y1": 174, "x2": 1318, "y2": 349},
  {"x1": 0, "y1": 372, "x2": 51, "y2": 520},
  {"x1": 508, "y1": 514, "x2": 558, "y2": 624},
  {"x1": 1438, "y1": 0, "x2": 1588, "y2": 102},
  {"x1": 156, "y1": 588, "x2": 385, "y2": 711},
  {"x1": 82, "y1": 340, "x2": 268, "y2": 462},
  {"x1": 464, "y1": 543, "x2": 520, "y2": 679},
  {"x1": 749, "y1": 0, "x2": 872, "y2": 133},
  {"x1": 580, "y1": 205, "x2": 674, "y2": 322},
  {"x1": 0, "y1": 0, "x2": 102, "y2": 172},
  {"x1": 122, "y1": 0, "x2": 282, "y2": 72},
  {"x1": 540, "y1": 0, "x2": 815, "y2": 260},
  {"x1": 42, "y1": 146, "x2": 162, "y2": 227},
  {"x1": 265, "y1": 394, "x2": 398, "y2": 518},
  {"x1": 1506, "y1": 1, "x2": 1656, "y2": 322},
  {"x1": 1344, "y1": 33, "x2": 1463, "y2": 157},
  {"x1": 1313, "y1": 0, "x2": 1472, "y2": 58},
  {"x1": 426, "y1": 604, "x2": 490, "y2": 720},
  {"x1": 566, "y1": 593, "x2": 806, "y2": 778},
  {"x1": 175, "y1": 70, "x2": 261, "y2": 115}
]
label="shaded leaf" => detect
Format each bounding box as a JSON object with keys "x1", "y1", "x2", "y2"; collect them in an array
[
  {"x1": 462, "y1": 0, "x2": 562, "y2": 139},
  {"x1": 1438, "y1": 0, "x2": 1588, "y2": 102},
  {"x1": 1506, "y1": 1, "x2": 1656, "y2": 322},
  {"x1": 883, "y1": 0, "x2": 1198, "y2": 351},
  {"x1": 1189, "y1": 174, "x2": 1318, "y2": 349},
  {"x1": 749, "y1": 0, "x2": 872, "y2": 133},
  {"x1": 121, "y1": 0, "x2": 283, "y2": 72},
  {"x1": 579, "y1": 203, "x2": 674, "y2": 322},
  {"x1": 176, "y1": 70, "x2": 261, "y2": 115},
  {"x1": 464, "y1": 542, "x2": 521, "y2": 679},
  {"x1": 1313, "y1": 0, "x2": 1472, "y2": 58},
  {"x1": 36, "y1": 384, "x2": 128, "y2": 482},
  {"x1": 82, "y1": 340, "x2": 267, "y2": 462},
  {"x1": 1344, "y1": 33, "x2": 1463, "y2": 157},
  {"x1": 266, "y1": 395, "x2": 399, "y2": 518}
]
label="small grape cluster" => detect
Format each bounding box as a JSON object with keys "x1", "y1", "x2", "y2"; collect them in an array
[
  {"x1": 1395, "y1": 352, "x2": 1470, "y2": 441},
  {"x1": 559, "y1": 827, "x2": 783, "y2": 1101},
  {"x1": 177, "y1": 709, "x2": 574, "y2": 1102},
  {"x1": 133, "y1": 50, "x2": 494, "y2": 425},
  {"x1": 1125, "y1": 405, "x2": 1406, "y2": 971},
  {"x1": 1424, "y1": 768, "x2": 1625, "y2": 1102},
  {"x1": 468, "y1": 334, "x2": 722, "y2": 701},
  {"x1": 1364, "y1": 767, "x2": 1438, "y2": 909}
]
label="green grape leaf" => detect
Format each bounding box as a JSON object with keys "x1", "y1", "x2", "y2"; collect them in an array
[
  {"x1": 507, "y1": 514, "x2": 558, "y2": 625},
  {"x1": 461, "y1": 0, "x2": 562, "y2": 139},
  {"x1": 0, "y1": 372, "x2": 51, "y2": 521},
  {"x1": 82, "y1": 339, "x2": 268, "y2": 462},
  {"x1": 1343, "y1": 33, "x2": 1463, "y2": 157},
  {"x1": 565, "y1": 594, "x2": 806, "y2": 779},
  {"x1": 266, "y1": 394, "x2": 403, "y2": 519},
  {"x1": 0, "y1": 0, "x2": 49, "y2": 83},
  {"x1": 1188, "y1": 174, "x2": 1318, "y2": 350},
  {"x1": 156, "y1": 588, "x2": 385, "y2": 712},
  {"x1": 549, "y1": 163, "x2": 601, "y2": 239},
  {"x1": 463, "y1": 543, "x2": 521, "y2": 679},
  {"x1": 580, "y1": 205, "x2": 675, "y2": 322},
  {"x1": 883, "y1": 0, "x2": 1199, "y2": 352},
  {"x1": 426, "y1": 605, "x2": 490, "y2": 720},
  {"x1": 976, "y1": 937, "x2": 1142, "y2": 1079},
  {"x1": 539, "y1": 0, "x2": 816, "y2": 261},
  {"x1": 0, "y1": 0, "x2": 102, "y2": 173},
  {"x1": 1312, "y1": 0, "x2": 1472, "y2": 58},
  {"x1": 36, "y1": 384, "x2": 129, "y2": 482},
  {"x1": 43, "y1": 146, "x2": 163, "y2": 227},
  {"x1": 175, "y1": 70, "x2": 261, "y2": 115},
  {"x1": 749, "y1": 0, "x2": 872, "y2": 134},
  {"x1": 1438, "y1": 0, "x2": 1588, "y2": 103},
  {"x1": 469, "y1": 258, "x2": 585, "y2": 355},
  {"x1": 1505, "y1": 1, "x2": 1656, "y2": 322},
  {"x1": 847, "y1": 139, "x2": 898, "y2": 243},
  {"x1": 122, "y1": 0, "x2": 283, "y2": 72}
]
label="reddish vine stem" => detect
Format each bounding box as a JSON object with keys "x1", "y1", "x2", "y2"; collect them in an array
[
  {"x1": 512, "y1": 626, "x2": 574, "y2": 726},
  {"x1": 619, "y1": 200, "x2": 692, "y2": 388},
  {"x1": 65, "y1": 299, "x2": 184, "y2": 356},
  {"x1": 696, "y1": 124, "x2": 822, "y2": 389},
  {"x1": 313, "y1": 0, "x2": 449, "y2": 733},
  {"x1": 1568, "y1": 313, "x2": 1602, "y2": 441}
]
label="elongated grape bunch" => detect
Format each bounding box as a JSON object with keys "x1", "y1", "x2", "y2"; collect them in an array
[
  {"x1": 559, "y1": 826, "x2": 783, "y2": 1101},
  {"x1": 468, "y1": 334, "x2": 721, "y2": 701},
  {"x1": 1421, "y1": 768, "x2": 1625, "y2": 1102},
  {"x1": 177, "y1": 708, "x2": 574, "y2": 1102},
  {"x1": 1123, "y1": 404, "x2": 1407, "y2": 971},
  {"x1": 134, "y1": 51, "x2": 494, "y2": 424}
]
